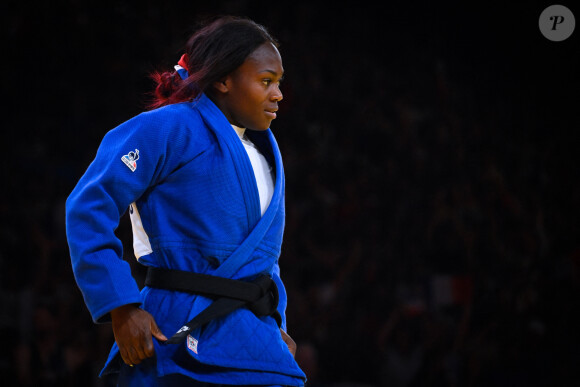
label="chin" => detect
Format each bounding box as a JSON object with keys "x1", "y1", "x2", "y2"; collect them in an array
[{"x1": 249, "y1": 122, "x2": 271, "y2": 131}]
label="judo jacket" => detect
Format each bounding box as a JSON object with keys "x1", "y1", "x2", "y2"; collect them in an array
[{"x1": 65, "y1": 93, "x2": 306, "y2": 385}]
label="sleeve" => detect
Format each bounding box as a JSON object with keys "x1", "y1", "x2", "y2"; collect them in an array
[{"x1": 65, "y1": 110, "x2": 192, "y2": 323}]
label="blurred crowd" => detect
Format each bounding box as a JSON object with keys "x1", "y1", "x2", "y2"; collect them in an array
[{"x1": 2, "y1": 1, "x2": 579, "y2": 386}]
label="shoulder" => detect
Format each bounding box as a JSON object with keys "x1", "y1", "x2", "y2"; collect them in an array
[
  {"x1": 91, "y1": 102, "x2": 216, "y2": 171},
  {"x1": 110, "y1": 102, "x2": 213, "y2": 147},
  {"x1": 132, "y1": 102, "x2": 205, "y2": 133}
]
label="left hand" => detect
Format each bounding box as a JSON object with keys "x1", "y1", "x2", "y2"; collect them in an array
[{"x1": 280, "y1": 328, "x2": 297, "y2": 357}]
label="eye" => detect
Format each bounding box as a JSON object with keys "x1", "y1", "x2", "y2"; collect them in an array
[{"x1": 262, "y1": 77, "x2": 284, "y2": 87}]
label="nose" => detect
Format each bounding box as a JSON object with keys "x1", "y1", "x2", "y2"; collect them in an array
[{"x1": 271, "y1": 84, "x2": 283, "y2": 102}]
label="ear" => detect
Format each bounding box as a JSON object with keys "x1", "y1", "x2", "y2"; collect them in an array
[{"x1": 213, "y1": 76, "x2": 230, "y2": 94}]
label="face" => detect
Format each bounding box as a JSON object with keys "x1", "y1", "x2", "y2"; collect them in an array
[{"x1": 213, "y1": 42, "x2": 284, "y2": 131}]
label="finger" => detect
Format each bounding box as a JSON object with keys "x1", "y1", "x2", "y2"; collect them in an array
[
  {"x1": 150, "y1": 320, "x2": 168, "y2": 342},
  {"x1": 121, "y1": 348, "x2": 136, "y2": 366},
  {"x1": 280, "y1": 329, "x2": 297, "y2": 356},
  {"x1": 288, "y1": 341, "x2": 297, "y2": 356},
  {"x1": 133, "y1": 337, "x2": 152, "y2": 363},
  {"x1": 143, "y1": 333, "x2": 155, "y2": 358},
  {"x1": 143, "y1": 319, "x2": 166, "y2": 357},
  {"x1": 119, "y1": 347, "x2": 132, "y2": 366},
  {"x1": 127, "y1": 346, "x2": 142, "y2": 365}
]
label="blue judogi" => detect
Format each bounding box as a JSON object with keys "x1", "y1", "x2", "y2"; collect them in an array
[{"x1": 66, "y1": 94, "x2": 306, "y2": 385}]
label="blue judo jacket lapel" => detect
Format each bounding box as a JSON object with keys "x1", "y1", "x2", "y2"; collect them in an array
[{"x1": 195, "y1": 94, "x2": 284, "y2": 279}]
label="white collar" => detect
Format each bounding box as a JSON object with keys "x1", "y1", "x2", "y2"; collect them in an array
[{"x1": 232, "y1": 124, "x2": 246, "y2": 140}]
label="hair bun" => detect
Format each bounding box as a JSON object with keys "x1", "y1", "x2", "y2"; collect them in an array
[{"x1": 154, "y1": 71, "x2": 181, "y2": 100}]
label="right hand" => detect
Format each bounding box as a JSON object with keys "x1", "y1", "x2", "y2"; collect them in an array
[{"x1": 110, "y1": 304, "x2": 167, "y2": 366}]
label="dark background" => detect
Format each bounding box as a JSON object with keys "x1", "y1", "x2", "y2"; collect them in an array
[{"x1": 2, "y1": 1, "x2": 579, "y2": 386}]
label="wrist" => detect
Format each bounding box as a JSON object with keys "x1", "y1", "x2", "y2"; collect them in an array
[{"x1": 110, "y1": 303, "x2": 140, "y2": 319}]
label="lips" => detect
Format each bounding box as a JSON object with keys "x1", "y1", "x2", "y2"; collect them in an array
[{"x1": 265, "y1": 107, "x2": 278, "y2": 119}]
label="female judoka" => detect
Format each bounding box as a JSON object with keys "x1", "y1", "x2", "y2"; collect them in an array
[{"x1": 66, "y1": 15, "x2": 306, "y2": 386}]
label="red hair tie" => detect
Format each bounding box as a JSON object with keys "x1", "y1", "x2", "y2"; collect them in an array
[{"x1": 177, "y1": 54, "x2": 189, "y2": 71}]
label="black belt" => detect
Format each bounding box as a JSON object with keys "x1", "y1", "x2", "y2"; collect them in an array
[{"x1": 145, "y1": 267, "x2": 282, "y2": 344}]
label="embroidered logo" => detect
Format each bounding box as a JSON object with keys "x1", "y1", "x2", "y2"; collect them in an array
[
  {"x1": 121, "y1": 149, "x2": 139, "y2": 172},
  {"x1": 187, "y1": 335, "x2": 198, "y2": 354}
]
